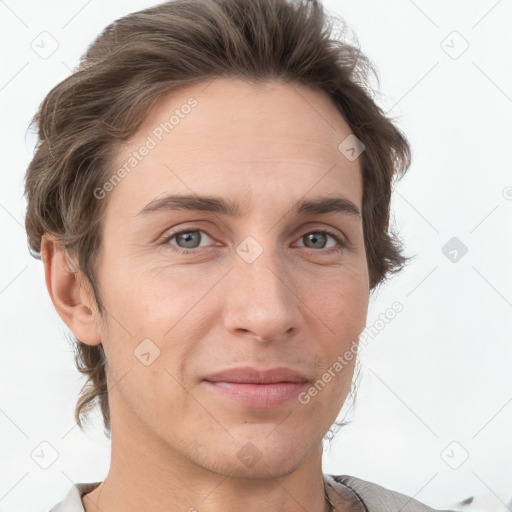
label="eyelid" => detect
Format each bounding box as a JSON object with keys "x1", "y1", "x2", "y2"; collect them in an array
[
  {"x1": 294, "y1": 228, "x2": 344, "y2": 246},
  {"x1": 158, "y1": 225, "x2": 217, "y2": 249},
  {"x1": 156, "y1": 221, "x2": 216, "y2": 243}
]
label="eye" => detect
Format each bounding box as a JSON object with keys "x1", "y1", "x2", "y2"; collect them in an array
[
  {"x1": 295, "y1": 230, "x2": 345, "y2": 253},
  {"x1": 159, "y1": 226, "x2": 346, "y2": 255},
  {"x1": 160, "y1": 228, "x2": 216, "y2": 253}
]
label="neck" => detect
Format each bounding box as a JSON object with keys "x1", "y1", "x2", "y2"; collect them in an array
[{"x1": 82, "y1": 412, "x2": 330, "y2": 512}]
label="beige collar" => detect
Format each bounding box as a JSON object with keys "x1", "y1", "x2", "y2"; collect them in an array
[{"x1": 324, "y1": 474, "x2": 367, "y2": 512}]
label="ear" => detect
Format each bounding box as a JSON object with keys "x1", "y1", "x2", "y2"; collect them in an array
[{"x1": 41, "y1": 233, "x2": 102, "y2": 346}]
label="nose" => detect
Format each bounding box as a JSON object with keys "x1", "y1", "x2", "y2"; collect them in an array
[{"x1": 222, "y1": 243, "x2": 302, "y2": 343}]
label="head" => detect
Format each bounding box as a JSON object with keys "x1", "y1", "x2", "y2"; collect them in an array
[{"x1": 24, "y1": 0, "x2": 411, "y2": 475}]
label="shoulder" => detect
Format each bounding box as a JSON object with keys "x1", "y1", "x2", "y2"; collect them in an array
[
  {"x1": 48, "y1": 482, "x2": 101, "y2": 512},
  {"x1": 325, "y1": 474, "x2": 457, "y2": 512}
]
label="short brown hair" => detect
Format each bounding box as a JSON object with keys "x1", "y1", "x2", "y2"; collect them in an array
[{"x1": 24, "y1": 0, "x2": 412, "y2": 437}]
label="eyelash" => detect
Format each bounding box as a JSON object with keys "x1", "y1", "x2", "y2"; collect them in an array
[{"x1": 159, "y1": 227, "x2": 346, "y2": 255}]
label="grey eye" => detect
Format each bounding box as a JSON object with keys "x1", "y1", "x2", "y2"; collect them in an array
[
  {"x1": 302, "y1": 232, "x2": 329, "y2": 249},
  {"x1": 174, "y1": 231, "x2": 203, "y2": 248}
]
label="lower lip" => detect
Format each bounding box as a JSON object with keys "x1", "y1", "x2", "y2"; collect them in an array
[{"x1": 203, "y1": 381, "x2": 308, "y2": 408}]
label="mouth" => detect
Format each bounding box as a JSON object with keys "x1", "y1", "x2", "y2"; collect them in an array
[
  {"x1": 203, "y1": 381, "x2": 308, "y2": 408},
  {"x1": 203, "y1": 366, "x2": 309, "y2": 408}
]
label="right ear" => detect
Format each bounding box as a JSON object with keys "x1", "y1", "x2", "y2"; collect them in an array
[{"x1": 41, "y1": 233, "x2": 102, "y2": 346}]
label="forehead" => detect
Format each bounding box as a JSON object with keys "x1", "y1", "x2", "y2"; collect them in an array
[{"x1": 106, "y1": 77, "x2": 362, "y2": 215}]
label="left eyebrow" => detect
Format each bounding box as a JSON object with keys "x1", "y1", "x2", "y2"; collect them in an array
[
  {"x1": 136, "y1": 194, "x2": 361, "y2": 218},
  {"x1": 293, "y1": 196, "x2": 360, "y2": 217}
]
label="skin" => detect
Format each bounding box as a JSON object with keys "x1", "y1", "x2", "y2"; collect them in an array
[{"x1": 42, "y1": 77, "x2": 370, "y2": 512}]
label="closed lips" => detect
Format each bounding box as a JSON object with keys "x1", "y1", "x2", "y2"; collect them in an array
[{"x1": 203, "y1": 366, "x2": 309, "y2": 384}]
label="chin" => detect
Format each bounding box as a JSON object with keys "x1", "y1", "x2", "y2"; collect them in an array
[
  {"x1": 205, "y1": 451, "x2": 306, "y2": 480},
  {"x1": 197, "y1": 429, "x2": 316, "y2": 479}
]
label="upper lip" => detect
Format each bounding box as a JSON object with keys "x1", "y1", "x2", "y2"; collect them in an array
[{"x1": 204, "y1": 366, "x2": 309, "y2": 384}]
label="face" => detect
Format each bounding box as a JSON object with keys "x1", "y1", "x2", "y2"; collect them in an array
[{"x1": 83, "y1": 77, "x2": 369, "y2": 477}]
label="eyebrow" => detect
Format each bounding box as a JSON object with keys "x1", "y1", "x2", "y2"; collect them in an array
[{"x1": 137, "y1": 194, "x2": 361, "y2": 218}]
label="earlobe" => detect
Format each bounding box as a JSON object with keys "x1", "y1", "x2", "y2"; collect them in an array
[{"x1": 41, "y1": 233, "x2": 102, "y2": 346}]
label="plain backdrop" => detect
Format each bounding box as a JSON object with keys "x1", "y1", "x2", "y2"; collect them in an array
[{"x1": 0, "y1": 1, "x2": 511, "y2": 511}]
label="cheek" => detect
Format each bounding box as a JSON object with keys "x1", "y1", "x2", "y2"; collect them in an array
[
  {"x1": 310, "y1": 268, "x2": 369, "y2": 337},
  {"x1": 299, "y1": 270, "x2": 367, "y2": 397},
  {"x1": 99, "y1": 268, "x2": 213, "y2": 387},
  {"x1": 101, "y1": 261, "x2": 193, "y2": 327}
]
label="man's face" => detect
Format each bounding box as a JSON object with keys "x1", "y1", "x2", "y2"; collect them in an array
[{"x1": 88, "y1": 77, "x2": 369, "y2": 477}]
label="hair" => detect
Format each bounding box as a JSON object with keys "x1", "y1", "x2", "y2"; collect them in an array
[{"x1": 24, "y1": 0, "x2": 412, "y2": 438}]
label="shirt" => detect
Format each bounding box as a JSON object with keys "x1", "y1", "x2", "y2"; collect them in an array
[{"x1": 48, "y1": 473, "x2": 456, "y2": 511}]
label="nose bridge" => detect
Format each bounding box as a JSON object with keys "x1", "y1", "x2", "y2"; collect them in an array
[{"x1": 225, "y1": 232, "x2": 300, "y2": 340}]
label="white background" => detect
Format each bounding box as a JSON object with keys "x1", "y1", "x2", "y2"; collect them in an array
[{"x1": 0, "y1": 1, "x2": 511, "y2": 511}]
